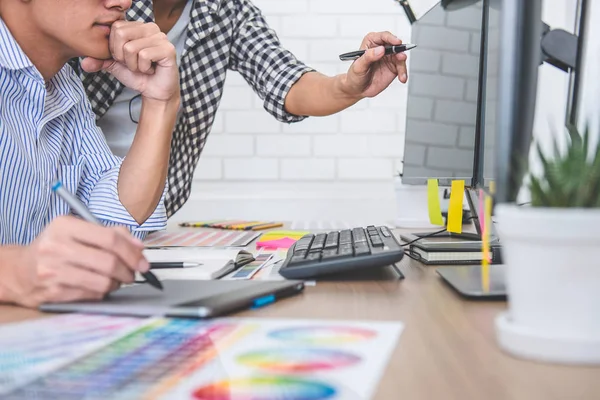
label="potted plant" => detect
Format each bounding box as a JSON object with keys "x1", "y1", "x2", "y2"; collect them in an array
[{"x1": 494, "y1": 123, "x2": 600, "y2": 365}]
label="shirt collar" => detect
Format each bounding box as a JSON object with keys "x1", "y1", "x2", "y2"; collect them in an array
[{"x1": 0, "y1": 17, "x2": 34, "y2": 70}]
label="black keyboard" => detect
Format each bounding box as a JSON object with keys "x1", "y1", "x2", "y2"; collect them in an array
[{"x1": 279, "y1": 225, "x2": 404, "y2": 279}]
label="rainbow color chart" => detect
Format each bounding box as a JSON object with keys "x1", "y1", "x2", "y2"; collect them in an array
[
  {"x1": 192, "y1": 377, "x2": 337, "y2": 400},
  {"x1": 0, "y1": 316, "x2": 403, "y2": 400}
]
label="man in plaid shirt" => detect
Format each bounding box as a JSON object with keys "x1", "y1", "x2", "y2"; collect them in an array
[{"x1": 72, "y1": 0, "x2": 409, "y2": 218}]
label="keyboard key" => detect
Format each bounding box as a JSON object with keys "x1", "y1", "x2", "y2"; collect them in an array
[
  {"x1": 380, "y1": 227, "x2": 392, "y2": 237},
  {"x1": 309, "y1": 233, "x2": 327, "y2": 251},
  {"x1": 338, "y1": 244, "x2": 354, "y2": 256},
  {"x1": 339, "y1": 230, "x2": 352, "y2": 245},
  {"x1": 324, "y1": 232, "x2": 339, "y2": 249},
  {"x1": 305, "y1": 252, "x2": 321, "y2": 263},
  {"x1": 370, "y1": 237, "x2": 384, "y2": 247},
  {"x1": 289, "y1": 255, "x2": 308, "y2": 265},
  {"x1": 353, "y1": 228, "x2": 367, "y2": 243},
  {"x1": 354, "y1": 243, "x2": 371, "y2": 256},
  {"x1": 295, "y1": 235, "x2": 314, "y2": 251}
]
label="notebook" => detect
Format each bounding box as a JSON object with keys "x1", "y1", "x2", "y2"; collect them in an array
[{"x1": 141, "y1": 248, "x2": 254, "y2": 280}]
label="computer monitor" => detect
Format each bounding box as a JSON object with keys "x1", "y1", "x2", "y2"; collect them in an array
[
  {"x1": 493, "y1": 0, "x2": 588, "y2": 203},
  {"x1": 400, "y1": 1, "x2": 486, "y2": 188}
]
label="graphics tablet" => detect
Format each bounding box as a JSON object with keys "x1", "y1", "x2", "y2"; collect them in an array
[
  {"x1": 40, "y1": 279, "x2": 305, "y2": 318},
  {"x1": 436, "y1": 265, "x2": 506, "y2": 300}
]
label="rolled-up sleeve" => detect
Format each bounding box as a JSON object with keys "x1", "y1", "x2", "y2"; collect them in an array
[
  {"x1": 85, "y1": 163, "x2": 167, "y2": 238},
  {"x1": 71, "y1": 101, "x2": 167, "y2": 239},
  {"x1": 229, "y1": 0, "x2": 315, "y2": 123}
]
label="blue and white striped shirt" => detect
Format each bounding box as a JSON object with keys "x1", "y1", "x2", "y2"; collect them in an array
[{"x1": 0, "y1": 18, "x2": 166, "y2": 245}]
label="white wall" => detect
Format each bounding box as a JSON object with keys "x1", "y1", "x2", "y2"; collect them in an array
[
  {"x1": 173, "y1": 0, "x2": 411, "y2": 223},
  {"x1": 172, "y1": 0, "x2": 598, "y2": 223}
]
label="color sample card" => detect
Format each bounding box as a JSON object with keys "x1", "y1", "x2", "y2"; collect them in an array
[
  {"x1": 227, "y1": 253, "x2": 273, "y2": 280},
  {"x1": 0, "y1": 314, "x2": 148, "y2": 396},
  {"x1": 144, "y1": 230, "x2": 260, "y2": 248},
  {"x1": 1, "y1": 316, "x2": 404, "y2": 400}
]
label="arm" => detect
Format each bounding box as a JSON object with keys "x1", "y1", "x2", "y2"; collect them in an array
[
  {"x1": 229, "y1": 0, "x2": 315, "y2": 123},
  {"x1": 285, "y1": 33, "x2": 409, "y2": 117},
  {"x1": 282, "y1": 72, "x2": 360, "y2": 117},
  {"x1": 118, "y1": 98, "x2": 178, "y2": 223},
  {"x1": 78, "y1": 21, "x2": 180, "y2": 227}
]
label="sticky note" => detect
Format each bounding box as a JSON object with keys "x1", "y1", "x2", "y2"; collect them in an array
[
  {"x1": 446, "y1": 180, "x2": 465, "y2": 233},
  {"x1": 481, "y1": 191, "x2": 493, "y2": 292},
  {"x1": 427, "y1": 179, "x2": 444, "y2": 226},
  {"x1": 256, "y1": 237, "x2": 299, "y2": 249}
]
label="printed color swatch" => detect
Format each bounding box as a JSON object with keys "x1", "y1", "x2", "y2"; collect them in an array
[
  {"x1": 192, "y1": 376, "x2": 336, "y2": 400},
  {"x1": 237, "y1": 348, "x2": 361, "y2": 373},
  {"x1": 268, "y1": 326, "x2": 377, "y2": 345}
]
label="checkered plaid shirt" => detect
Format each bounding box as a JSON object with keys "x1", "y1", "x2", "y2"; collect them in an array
[{"x1": 70, "y1": 0, "x2": 314, "y2": 217}]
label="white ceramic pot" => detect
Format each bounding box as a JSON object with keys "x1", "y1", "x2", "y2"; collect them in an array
[{"x1": 494, "y1": 204, "x2": 600, "y2": 365}]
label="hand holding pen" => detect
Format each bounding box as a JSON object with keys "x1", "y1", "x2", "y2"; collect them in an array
[
  {"x1": 51, "y1": 181, "x2": 162, "y2": 291},
  {"x1": 338, "y1": 32, "x2": 413, "y2": 99}
]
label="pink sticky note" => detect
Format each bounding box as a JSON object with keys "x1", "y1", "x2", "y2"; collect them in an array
[{"x1": 256, "y1": 237, "x2": 298, "y2": 249}]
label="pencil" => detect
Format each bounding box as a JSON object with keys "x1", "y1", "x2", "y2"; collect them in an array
[{"x1": 51, "y1": 181, "x2": 163, "y2": 291}]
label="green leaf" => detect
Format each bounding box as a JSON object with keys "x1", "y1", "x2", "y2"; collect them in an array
[{"x1": 527, "y1": 121, "x2": 600, "y2": 208}]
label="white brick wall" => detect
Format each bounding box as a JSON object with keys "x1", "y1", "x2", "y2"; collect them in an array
[
  {"x1": 193, "y1": 0, "x2": 411, "y2": 190},
  {"x1": 179, "y1": 0, "x2": 593, "y2": 223}
]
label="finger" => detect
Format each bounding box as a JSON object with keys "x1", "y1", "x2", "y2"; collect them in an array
[
  {"x1": 137, "y1": 42, "x2": 177, "y2": 73},
  {"x1": 110, "y1": 227, "x2": 149, "y2": 272},
  {"x1": 110, "y1": 21, "x2": 160, "y2": 63},
  {"x1": 361, "y1": 31, "x2": 402, "y2": 49},
  {"x1": 47, "y1": 262, "x2": 116, "y2": 295},
  {"x1": 62, "y1": 240, "x2": 136, "y2": 284},
  {"x1": 43, "y1": 285, "x2": 104, "y2": 304},
  {"x1": 122, "y1": 33, "x2": 169, "y2": 73},
  {"x1": 370, "y1": 31, "x2": 403, "y2": 46},
  {"x1": 80, "y1": 57, "x2": 113, "y2": 73},
  {"x1": 352, "y1": 46, "x2": 385, "y2": 76},
  {"x1": 396, "y1": 53, "x2": 408, "y2": 83},
  {"x1": 55, "y1": 218, "x2": 146, "y2": 272}
]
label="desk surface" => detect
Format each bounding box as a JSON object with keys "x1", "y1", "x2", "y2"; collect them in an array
[{"x1": 1, "y1": 229, "x2": 599, "y2": 400}]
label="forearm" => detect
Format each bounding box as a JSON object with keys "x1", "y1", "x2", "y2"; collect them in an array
[
  {"x1": 118, "y1": 97, "x2": 180, "y2": 224},
  {"x1": 284, "y1": 72, "x2": 362, "y2": 117}
]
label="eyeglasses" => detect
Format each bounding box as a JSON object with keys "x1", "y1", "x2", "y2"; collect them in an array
[{"x1": 129, "y1": 94, "x2": 142, "y2": 124}]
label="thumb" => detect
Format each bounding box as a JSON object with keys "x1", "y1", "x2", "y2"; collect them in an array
[
  {"x1": 352, "y1": 46, "x2": 385, "y2": 75},
  {"x1": 80, "y1": 57, "x2": 114, "y2": 73}
]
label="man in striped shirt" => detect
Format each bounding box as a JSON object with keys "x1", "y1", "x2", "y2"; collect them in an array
[{"x1": 0, "y1": 0, "x2": 179, "y2": 307}]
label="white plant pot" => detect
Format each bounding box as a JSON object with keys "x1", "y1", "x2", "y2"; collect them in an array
[{"x1": 494, "y1": 204, "x2": 600, "y2": 365}]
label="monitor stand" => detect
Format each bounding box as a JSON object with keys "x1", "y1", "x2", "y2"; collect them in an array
[{"x1": 399, "y1": 187, "x2": 503, "y2": 264}]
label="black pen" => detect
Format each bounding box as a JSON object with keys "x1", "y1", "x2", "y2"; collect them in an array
[
  {"x1": 150, "y1": 262, "x2": 202, "y2": 269},
  {"x1": 339, "y1": 43, "x2": 417, "y2": 61},
  {"x1": 51, "y1": 181, "x2": 163, "y2": 291}
]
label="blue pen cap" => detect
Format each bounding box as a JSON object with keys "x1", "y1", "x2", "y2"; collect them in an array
[{"x1": 51, "y1": 181, "x2": 63, "y2": 192}]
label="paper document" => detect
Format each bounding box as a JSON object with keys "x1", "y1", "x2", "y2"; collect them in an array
[
  {"x1": 1, "y1": 315, "x2": 404, "y2": 399},
  {"x1": 142, "y1": 248, "x2": 254, "y2": 280}
]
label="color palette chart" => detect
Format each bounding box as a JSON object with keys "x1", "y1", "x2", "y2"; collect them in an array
[
  {"x1": 0, "y1": 314, "x2": 147, "y2": 396},
  {"x1": 0, "y1": 316, "x2": 403, "y2": 400},
  {"x1": 144, "y1": 230, "x2": 260, "y2": 247}
]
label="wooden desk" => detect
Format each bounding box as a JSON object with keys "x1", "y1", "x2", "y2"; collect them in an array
[{"x1": 1, "y1": 232, "x2": 599, "y2": 400}]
